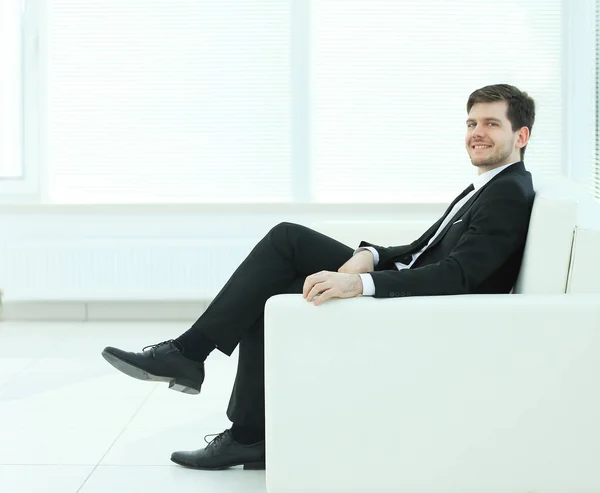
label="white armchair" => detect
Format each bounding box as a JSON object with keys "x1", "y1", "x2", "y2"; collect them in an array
[{"x1": 264, "y1": 182, "x2": 600, "y2": 493}]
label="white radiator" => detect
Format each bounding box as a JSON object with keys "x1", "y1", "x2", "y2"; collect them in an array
[{"x1": 0, "y1": 238, "x2": 257, "y2": 301}]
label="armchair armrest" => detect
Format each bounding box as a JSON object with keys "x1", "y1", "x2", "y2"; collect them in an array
[{"x1": 264, "y1": 294, "x2": 600, "y2": 493}]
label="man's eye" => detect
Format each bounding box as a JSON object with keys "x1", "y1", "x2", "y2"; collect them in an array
[
  {"x1": 467, "y1": 123, "x2": 475, "y2": 128},
  {"x1": 488, "y1": 122, "x2": 498, "y2": 126}
]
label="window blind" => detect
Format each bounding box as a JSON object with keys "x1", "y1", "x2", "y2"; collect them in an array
[
  {"x1": 45, "y1": 0, "x2": 564, "y2": 204},
  {"x1": 312, "y1": 0, "x2": 563, "y2": 203},
  {"x1": 45, "y1": 0, "x2": 291, "y2": 203}
]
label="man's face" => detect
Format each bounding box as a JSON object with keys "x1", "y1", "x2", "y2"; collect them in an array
[{"x1": 465, "y1": 101, "x2": 525, "y2": 173}]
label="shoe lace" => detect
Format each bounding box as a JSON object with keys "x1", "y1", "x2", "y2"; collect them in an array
[
  {"x1": 204, "y1": 430, "x2": 229, "y2": 449},
  {"x1": 142, "y1": 339, "x2": 181, "y2": 355}
]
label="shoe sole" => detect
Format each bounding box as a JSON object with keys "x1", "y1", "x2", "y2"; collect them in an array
[
  {"x1": 170, "y1": 456, "x2": 265, "y2": 470},
  {"x1": 101, "y1": 349, "x2": 201, "y2": 395}
]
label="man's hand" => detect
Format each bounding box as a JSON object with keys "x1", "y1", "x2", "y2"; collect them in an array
[
  {"x1": 303, "y1": 271, "x2": 363, "y2": 306},
  {"x1": 338, "y1": 250, "x2": 374, "y2": 274}
]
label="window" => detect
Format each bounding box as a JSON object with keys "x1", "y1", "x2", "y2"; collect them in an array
[
  {"x1": 37, "y1": 0, "x2": 568, "y2": 203},
  {"x1": 44, "y1": 0, "x2": 291, "y2": 203},
  {"x1": 312, "y1": 0, "x2": 563, "y2": 203}
]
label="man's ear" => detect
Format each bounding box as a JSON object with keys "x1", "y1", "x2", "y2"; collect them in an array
[{"x1": 516, "y1": 126, "x2": 530, "y2": 150}]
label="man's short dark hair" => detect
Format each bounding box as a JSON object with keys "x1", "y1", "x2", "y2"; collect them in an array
[{"x1": 467, "y1": 84, "x2": 536, "y2": 160}]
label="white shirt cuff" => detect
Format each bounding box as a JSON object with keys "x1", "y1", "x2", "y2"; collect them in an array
[
  {"x1": 354, "y1": 246, "x2": 379, "y2": 266},
  {"x1": 359, "y1": 273, "x2": 376, "y2": 296}
]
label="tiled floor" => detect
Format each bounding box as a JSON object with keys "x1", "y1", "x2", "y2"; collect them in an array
[{"x1": 0, "y1": 321, "x2": 267, "y2": 493}]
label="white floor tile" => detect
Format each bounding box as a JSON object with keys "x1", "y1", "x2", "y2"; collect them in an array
[
  {"x1": 0, "y1": 394, "x2": 148, "y2": 431},
  {"x1": 0, "y1": 357, "x2": 37, "y2": 388},
  {"x1": 0, "y1": 465, "x2": 93, "y2": 493},
  {"x1": 0, "y1": 427, "x2": 122, "y2": 465},
  {"x1": 124, "y1": 391, "x2": 229, "y2": 432},
  {"x1": 124, "y1": 359, "x2": 238, "y2": 432},
  {"x1": 79, "y1": 465, "x2": 266, "y2": 493},
  {"x1": 0, "y1": 321, "x2": 260, "y2": 493},
  {"x1": 101, "y1": 360, "x2": 240, "y2": 465},
  {"x1": 0, "y1": 356, "x2": 158, "y2": 400},
  {"x1": 0, "y1": 322, "x2": 83, "y2": 357}
]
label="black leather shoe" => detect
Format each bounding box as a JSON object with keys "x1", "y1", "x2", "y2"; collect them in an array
[
  {"x1": 101, "y1": 340, "x2": 205, "y2": 394},
  {"x1": 170, "y1": 429, "x2": 266, "y2": 470}
]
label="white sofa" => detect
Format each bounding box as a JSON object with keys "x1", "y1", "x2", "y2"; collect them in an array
[{"x1": 264, "y1": 181, "x2": 600, "y2": 493}]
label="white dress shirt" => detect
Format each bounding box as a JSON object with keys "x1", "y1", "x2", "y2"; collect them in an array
[{"x1": 357, "y1": 162, "x2": 517, "y2": 296}]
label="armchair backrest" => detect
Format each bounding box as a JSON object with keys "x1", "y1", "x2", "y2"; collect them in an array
[{"x1": 513, "y1": 181, "x2": 578, "y2": 294}]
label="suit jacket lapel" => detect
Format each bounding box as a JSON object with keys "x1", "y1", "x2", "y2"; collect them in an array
[
  {"x1": 409, "y1": 183, "x2": 475, "y2": 251},
  {"x1": 423, "y1": 187, "x2": 483, "y2": 252},
  {"x1": 406, "y1": 185, "x2": 472, "y2": 252}
]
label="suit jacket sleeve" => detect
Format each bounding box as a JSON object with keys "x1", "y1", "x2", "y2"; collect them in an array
[{"x1": 362, "y1": 180, "x2": 532, "y2": 298}]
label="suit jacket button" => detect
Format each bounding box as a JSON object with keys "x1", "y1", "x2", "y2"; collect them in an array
[{"x1": 389, "y1": 292, "x2": 395, "y2": 297}]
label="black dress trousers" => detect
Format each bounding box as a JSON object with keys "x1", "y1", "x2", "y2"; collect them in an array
[{"x1": 187, "y1": 222, "x2": 355, "y2": 429}]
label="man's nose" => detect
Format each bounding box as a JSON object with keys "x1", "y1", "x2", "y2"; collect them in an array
[{"x1": 471, "y1": 124, "x2": 486, "y2": 138}]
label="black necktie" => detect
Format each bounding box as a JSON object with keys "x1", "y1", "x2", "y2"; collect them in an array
[
  {"x1": 436, "y1": 183, "x2": 475, "y2": 226},
  {"x1": 396, "y1": 183, "x2": 476, "y2": 266},
  {"x1": 452, "y1": 183, "x2": 475, "y2": 207}
]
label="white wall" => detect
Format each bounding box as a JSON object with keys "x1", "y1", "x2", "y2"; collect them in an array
[{"x1": 0, "y1": 204, "x2": 444, "y2": 303}]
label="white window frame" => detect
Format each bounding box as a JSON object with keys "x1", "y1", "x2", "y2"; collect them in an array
[
  {"x1": 562, "y1": 0, "x2": 597, "y2": 194},
  {"x1": 290, "y1": 0, "x2": 311, "y2": 202},
  {"x1": 0, "y1": 0, "x2": 42, "y2": 199},
  {"x1": 3, "y1": 0, "x2": 597, "y2": 204},
  {"x1": 595, "y1": 0, "x2": 600, "y2": 200}
]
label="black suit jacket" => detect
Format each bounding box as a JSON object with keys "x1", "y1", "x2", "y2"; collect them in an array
[{"x1": 359, "y1": 161, "x2": 535, "y2": 298}]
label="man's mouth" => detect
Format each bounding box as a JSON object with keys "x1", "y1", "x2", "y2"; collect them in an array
[{"x1": 472, "y1": 144, "x2": 492, "y2": 150}]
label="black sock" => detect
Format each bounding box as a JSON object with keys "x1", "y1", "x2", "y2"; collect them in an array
[
  {"x1": 174, "y1": 331, "x2": 216, "y2": 363},
  {"x1": 231, "y1": 424, "x2": 265, "y2": 444}
]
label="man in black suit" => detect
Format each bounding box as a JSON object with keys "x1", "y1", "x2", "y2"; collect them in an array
[{"x1": 102, "y1": 83, "x2": 536, "y2": 471}]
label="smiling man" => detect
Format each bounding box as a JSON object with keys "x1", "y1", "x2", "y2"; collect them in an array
[{"x1": 102, "y1": 84, "x2": 536, "y2": 472}]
